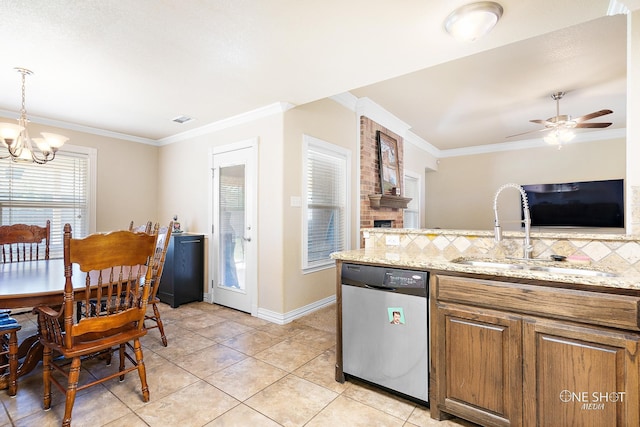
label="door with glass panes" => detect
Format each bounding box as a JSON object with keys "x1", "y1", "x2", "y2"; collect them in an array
[{"x1": 211, "y1": 141, "x2": 257, "y2": 314}]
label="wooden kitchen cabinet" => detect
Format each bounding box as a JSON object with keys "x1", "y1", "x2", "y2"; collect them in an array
[
  {"x1": 523, "y1": 318, "x2": 640, "y2": 427},
  {"x1": 158, "y1": 233, "x2": 204, "y2": 308},
  {"x1": 431, "y1": 273, "x2": 640, "y2": 427},
  {"x1": 433, "y1": 303, "x2": 522, "y2": 426}
]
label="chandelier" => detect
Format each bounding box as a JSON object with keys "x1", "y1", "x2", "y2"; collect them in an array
[{"x1": 0, "y1": 68, "x2": 68, "y2": 164}]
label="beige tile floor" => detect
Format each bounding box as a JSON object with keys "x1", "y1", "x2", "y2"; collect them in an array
[{"x1": 0, "y1": 302, "x2": 475, "y2": 426}]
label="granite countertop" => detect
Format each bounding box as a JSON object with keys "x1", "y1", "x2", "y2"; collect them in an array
[{"x1": 331, "y1": 248, "x2": 640, "y2": 291}]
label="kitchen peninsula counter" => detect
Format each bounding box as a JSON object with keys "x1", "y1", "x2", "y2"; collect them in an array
[
  {"x1": 333, "y1": 229, "x2": 640, "y2": 426},
  {"x1": 331, "y1": 247, "x2": 640, "y2": 291}
]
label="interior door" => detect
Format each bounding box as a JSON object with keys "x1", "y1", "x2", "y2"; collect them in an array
[{"x1": 211, "y1": 140, "x2": 257, "y2": 314}]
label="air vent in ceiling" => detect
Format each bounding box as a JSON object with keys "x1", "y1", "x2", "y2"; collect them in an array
[{"x1": 172, "y1": 115, "x2": 194, "y2": 124}]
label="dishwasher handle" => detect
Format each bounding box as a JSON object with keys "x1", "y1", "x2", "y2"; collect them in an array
[{"x1": 364, "y1": 284, "x2": 397, "y2": 292}]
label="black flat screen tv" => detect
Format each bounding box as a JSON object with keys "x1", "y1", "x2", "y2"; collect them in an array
[{"x1": 522, "y1": 179, "x2": 624, "y2": 228}]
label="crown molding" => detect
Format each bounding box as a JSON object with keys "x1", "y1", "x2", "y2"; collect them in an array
[
  {"x1": 0, "y1": 101, "x2": 297, "y2": 147},
  {"x1": 403, "y1": 129, "x2": 440, "y2": 157},
  {"x1": 2, "y1": 97, "x2": 626, "y2": 153},
  {"x1": 438, "y1": 127, "x2": 627, "y2": 158},
  {"x1": 329, "y1": 92, "x2": 627, "y2": 159},
  {"x1": 329, "y1": 92, "x2": 359, "y2": 111},
  {"x1": 0, "y1": 109, "x2": 158, "y2": 145},
  {"x1": 330, "y1": 92, "x2": 441, "y2": 154},
  {"x1": 355, "y1": 96, "x2": 412, "y2": 136},
  {"x1": 157, "y1": 102, "x2": 296, "y2": 146}
]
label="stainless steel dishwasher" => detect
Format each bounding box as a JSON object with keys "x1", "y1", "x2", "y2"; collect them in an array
[{"x1": 341, "y1": 262, "x2": 429, "y2": 403}]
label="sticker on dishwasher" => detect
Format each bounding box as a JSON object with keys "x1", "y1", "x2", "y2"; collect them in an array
[{"x1": 388, "y1": 307, "x2": 405, "y2": 325}]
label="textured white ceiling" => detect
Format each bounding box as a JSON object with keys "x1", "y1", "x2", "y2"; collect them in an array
[
  {"x1": 0, "y1": 0, "x2": 631, "y2": 148},
  {"x1": 351, "y1": 15, "x2": 626, "y2": 151}
]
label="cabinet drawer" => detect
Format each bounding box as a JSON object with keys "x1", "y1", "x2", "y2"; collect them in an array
[{"x1": 434, "y1": 274, "x2": 640, "y2": 331}]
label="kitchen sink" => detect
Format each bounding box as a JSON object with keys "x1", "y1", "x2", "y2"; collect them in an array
[
  {"x1": 527, "y1": 266, "x2": 617, "y2": 277},
  {"x1": 452, "y1": 257, "x2": 618, "y2": 277},
  {"x1": 453, "y1": 259, "x2": 524, "y2": 270}
]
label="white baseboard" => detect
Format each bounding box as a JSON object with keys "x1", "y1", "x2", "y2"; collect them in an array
[
  {"x1": 256, "y1": 295, "x2": 336, "y2": 325},
  {"x1": 201, "y1": 293, "x2": 335, "y2": 325}
]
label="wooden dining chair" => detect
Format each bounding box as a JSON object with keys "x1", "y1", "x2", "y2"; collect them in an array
[
  {"x1": 34, "y1": 224, "x2": 158, "y2": 427},
  {"x1": 129, "y1": 220, "x2": 152, "y2": 234},
  {"x1": 144, "y1": 221, "x2": 173, "y2": 346},
  {"x1": 0, "y1": 221, "x2": 48, "y2": 395},
  {"x1": 0, "y1": 310, "x2": 21, "y2": 397},
  {"x1": 0, "y1": 220, "x2": 50, "y2": 263}
]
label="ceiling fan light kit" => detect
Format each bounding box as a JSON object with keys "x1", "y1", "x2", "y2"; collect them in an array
[
  {"x1": 0, "y1": 67, "x2": 68, "y2": 164},
  {"x1": 506, "y1": 91, "x2": 613, "y2": 147},
  {"x1": 444, "y1": 1, "x2": 503, "y2": 42},
  {"x1": 543, "y1": 128, "x2": 575, "y2": 146}
]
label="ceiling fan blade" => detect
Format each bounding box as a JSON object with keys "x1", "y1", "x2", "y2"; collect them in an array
[
  {"x1": 574, "y1": 122, "x2": 612, "y2": 128},
  {"x1": 529, "y1": 119, "x2": 551, "y2": 125},
  {"x1": 573, "y1": 109, "x2": 613, "y2": 123},
  {"x1": 506, "y1": 127, "x2": 549, "y2": 138}
]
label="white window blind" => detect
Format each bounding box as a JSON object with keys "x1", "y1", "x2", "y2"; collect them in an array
[
  {"x1": 302, "y1": 135, "x2": 350, "y2": 272},
  {"x1": 0, "y1": 151, "x2": 91, "y2": 259}
]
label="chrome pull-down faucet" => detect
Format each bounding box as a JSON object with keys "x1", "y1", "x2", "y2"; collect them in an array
[{"x1": 493, "y1": 183, "x2": 533, "y2": 259}]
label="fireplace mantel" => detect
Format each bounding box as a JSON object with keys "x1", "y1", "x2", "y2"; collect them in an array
[{"x1": 368, "y1": 194, "x2": 412, "y2": 209}]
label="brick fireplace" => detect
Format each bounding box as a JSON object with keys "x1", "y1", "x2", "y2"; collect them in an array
[{"x1": 360, "y1": 116, "x2": 405, "y2": 230}]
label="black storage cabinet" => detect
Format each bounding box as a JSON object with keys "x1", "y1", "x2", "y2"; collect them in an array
[{"x1": 158, "y1": 233, "x2": 204, "y2": 308}]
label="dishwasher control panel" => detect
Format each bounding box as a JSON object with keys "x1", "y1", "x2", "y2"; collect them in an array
[
  {"x1": 341, "y1": 263, "x2": 428, "y2": 297},
  {"x1": 383, "y1": 270, "x2": 426, "y2": 289}
]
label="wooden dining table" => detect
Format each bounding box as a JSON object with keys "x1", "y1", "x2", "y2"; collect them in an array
[
  {"x1": 0, "y1": 258, "x2": 111, "y2": 390},
  {"x1": 0, "y1": 259, "x2": 85, "y2": 309}
]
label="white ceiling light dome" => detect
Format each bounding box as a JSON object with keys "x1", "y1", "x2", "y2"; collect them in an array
[{"x1": 444, "y1": 2, "x2": 504, "y2": 42}]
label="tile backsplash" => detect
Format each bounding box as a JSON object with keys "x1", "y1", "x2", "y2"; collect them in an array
[{"x1": 362, "y1": 228, "x2": 640, "y2": 277}]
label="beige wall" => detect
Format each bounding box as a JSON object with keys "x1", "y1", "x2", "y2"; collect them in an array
[
  {"x1": 627, "y1": 10, "x2": 640, "y2": 234},
  {"x1": 157, "y1": 100, "x2": 356, "y2": 316},
  {"x1": 157, "y1": 114, "x2": 285, "y2": 314},
  {"x1": 0, "y1": 117, "x2": 159, "y2": 233},
  {"x1": 282, "y1": 99, "x2": 357, "y2": 313},
  {"x1": 425, "y1": 138, "x2": 626, "y2": 231}
]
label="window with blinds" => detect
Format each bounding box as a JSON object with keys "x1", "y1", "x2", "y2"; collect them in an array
[
  {"x1": 403, "y1": 173, "x2": 421, "y2": 229},
  {"x1": 0, "y1": 150, "x2": 92, "y2": 259},
  {"x1": 302, "y1": 135, "x2": 350, "y2": 272}
]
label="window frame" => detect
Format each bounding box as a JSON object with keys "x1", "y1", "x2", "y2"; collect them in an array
[
  {"x1": 301, "y1": 134, "x2": 351, "y2": 273},
  {"x1": 403, "y1": 170, "x2": 422, "y2": 229},
  {"x1": 0, "y1": 144, "x2": 97, "y2": 258}
]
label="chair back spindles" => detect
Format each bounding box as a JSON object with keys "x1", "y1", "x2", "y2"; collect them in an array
[
  {"x1": 129, "y1": 221, "x2": 152, "y2": 234},
  {"x1": 150, "y1": 221, "x2": 172, "y2": 301},
  {"x1": 0, "y1": 221, "x2": 50, "y2": 263},
  {"x1": 131, "y1": 220, "x2": 173, "y2": 346}
]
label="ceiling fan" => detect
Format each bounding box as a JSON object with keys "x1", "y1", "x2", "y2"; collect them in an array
[{"x1": 506, "y1": 91, "x2": 613, "y2": 141}]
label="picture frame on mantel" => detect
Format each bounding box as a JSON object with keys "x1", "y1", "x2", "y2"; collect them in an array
[{"x1": 377, "y1": 130, "x2": 401, "y2": 195}]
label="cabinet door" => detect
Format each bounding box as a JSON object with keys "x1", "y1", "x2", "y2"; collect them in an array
[
  {"x1": 523, "y1": 319, "x2": 640, "y2": 427},
  {"x1": 175, "y1": 235, "x2": 204, "y2": 304},
  {"x1": 433, "y1": 302, "x2": 522, "y2": 427}
]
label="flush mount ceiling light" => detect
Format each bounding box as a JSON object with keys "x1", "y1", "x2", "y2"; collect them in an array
[
  {"x1": 0, "y1": 68, "x2": 68, "y2": 164},
  {"x1": 444, "y1": 2, "x2": 503, "y2": 42}
]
